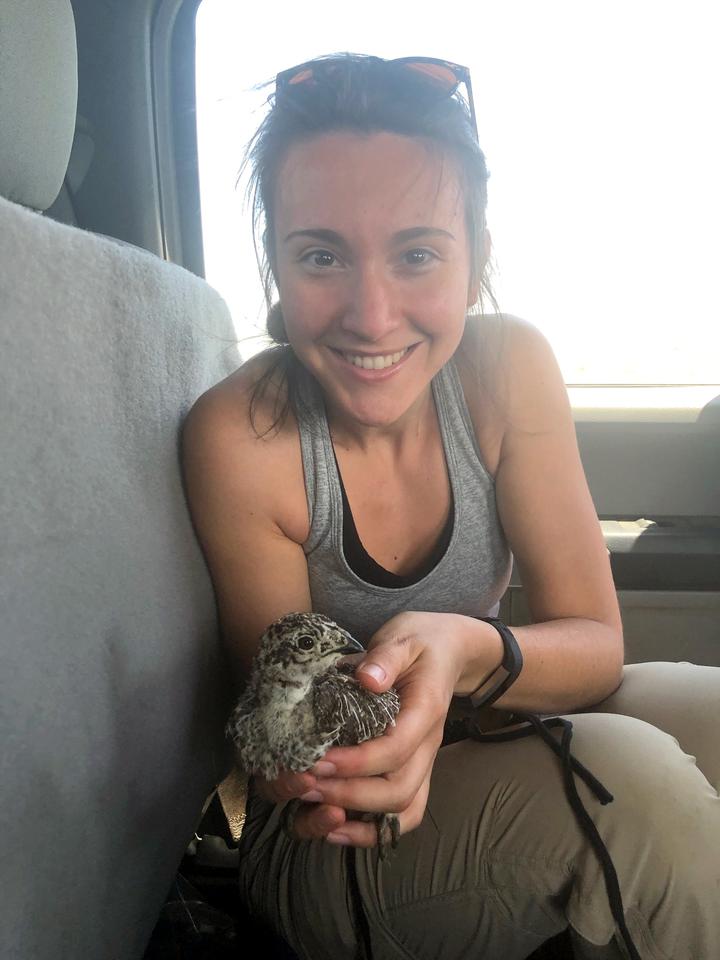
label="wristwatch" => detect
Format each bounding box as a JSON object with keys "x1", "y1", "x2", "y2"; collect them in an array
[{"x1": 468, "y1": 617, "x2": 523, "y2": 708}]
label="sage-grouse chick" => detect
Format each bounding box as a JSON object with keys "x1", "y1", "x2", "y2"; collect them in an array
[{"x1": 226, "y1": 612, "x2": 401, "y2": 856}]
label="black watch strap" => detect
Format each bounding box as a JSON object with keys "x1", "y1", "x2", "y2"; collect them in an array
[{"x1": 468, "y1": 617, "x2": 523, "y2": 708}]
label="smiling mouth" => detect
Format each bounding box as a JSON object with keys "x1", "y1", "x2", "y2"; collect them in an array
[{"x1": 333, "y1": 346, "x2": 412, "y2": 370}]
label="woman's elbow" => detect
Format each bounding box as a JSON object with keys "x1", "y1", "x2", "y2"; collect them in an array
[{"x1": 602, "y1": 622, "x2": 625, "y2": 696}]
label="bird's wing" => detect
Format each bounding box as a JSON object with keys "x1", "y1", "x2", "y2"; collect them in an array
[{"x1": 312, "y1": 671, "x2": 401, "y2": 746}]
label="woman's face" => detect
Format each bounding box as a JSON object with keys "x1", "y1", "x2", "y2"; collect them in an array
[{"x1": 273, "y1": 131, "x2": 476, "y2": 431}]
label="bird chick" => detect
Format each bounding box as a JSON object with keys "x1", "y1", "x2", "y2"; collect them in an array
[{"x1": 226, "y1": 612, "x2": 401, "y2": 856}]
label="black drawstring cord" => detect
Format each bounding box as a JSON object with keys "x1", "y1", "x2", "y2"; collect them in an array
[
  {"x1": 468, "y1": 714, "x2": 613, "y2": 803},
  {"x1": 347, "y1": 846, "x2": 375, "y2": 960},
  {"x1": 468, "y1": 713, "x2": 642, "y2": 960}
]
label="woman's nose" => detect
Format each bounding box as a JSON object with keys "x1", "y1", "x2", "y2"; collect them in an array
[{"x1": 340, "y1": 266, "x2": 399, "y2": 341}]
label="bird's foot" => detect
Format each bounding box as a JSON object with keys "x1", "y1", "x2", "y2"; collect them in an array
[
  {"x1": 280, "y1": 797, "x2": 302, "y2": 840},
  {"x1": 375, "y1": 813, "x2": 400, "y2": 861},
  {"x1": 282, "y1": 802, "x2": 399, "y2": 859}
]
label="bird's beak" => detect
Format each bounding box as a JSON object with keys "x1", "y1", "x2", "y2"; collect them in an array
[{"x1": 338, "y1": 636, "x2": 364, "y2": 655}]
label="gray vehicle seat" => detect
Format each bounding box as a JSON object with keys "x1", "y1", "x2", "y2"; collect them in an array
[{"x1": 0, "y1": 2, "x2": 238, "y2": 958}]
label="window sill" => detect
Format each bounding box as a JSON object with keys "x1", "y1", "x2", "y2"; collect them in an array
[{"x1": 568, "y1": 384, "x2": 720, "y2": 425}]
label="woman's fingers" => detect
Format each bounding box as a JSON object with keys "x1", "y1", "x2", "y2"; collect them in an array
[
  {"x1": 326, "y1": 771, "x2": 431, "y2": 848},
  {"x1": 319, "y1": 695, "x2": 445, "y2": 779},
  {"x1": 275, "y1": 748, "x2": 436, "y2": 848},
  {"x1": 289, "y1": 769, "x2": 433, "y2": 848},
  {"x1": 254, "y1": 769, "x2": 317, "y2": 803},
  {"x1": 287, "y1": 802, "x2": 347, "y2": 841},
  {"x1": 309, "y1": 734, "x2": 439, "y2": 814},
  {"x1": 325, "y1": 818, "x2": 381, "y2": 848}
]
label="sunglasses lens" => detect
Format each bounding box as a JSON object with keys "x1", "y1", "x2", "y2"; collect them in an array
[
  {"x1": 286, "y1": 66, "x2": 315, "y2": 86},
  {"x1": 401, "y1": 61, "x2": 459, "y2": 93},
  {"x1": 281, "y1": 59, "x2": 462, "y2": 92}
]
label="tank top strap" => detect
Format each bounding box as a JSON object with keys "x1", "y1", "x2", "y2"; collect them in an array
[
  {"x1": 434, "y1": 357, "x2": 493, "y2": 484},
  {"x1": 295, "y1": 366, "x2": 340, "y2": 555}
]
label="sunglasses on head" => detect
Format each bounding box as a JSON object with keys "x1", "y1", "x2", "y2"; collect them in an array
[{"x1": 275, "y1": 55, "x2": 478, "y2": 142}]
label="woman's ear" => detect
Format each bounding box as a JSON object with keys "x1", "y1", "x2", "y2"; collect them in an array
[{"x1": 467, "y1": 228, "x2": 492, "y2": 308}]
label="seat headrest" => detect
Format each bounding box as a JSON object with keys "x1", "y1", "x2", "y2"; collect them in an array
[{"x1": 0, "y1": 0, "x2": 78, "y2": 211}]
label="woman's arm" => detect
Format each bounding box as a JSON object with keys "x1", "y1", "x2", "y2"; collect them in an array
[
  {"x1": 183, "y1": 374, "x2": 355, "y2": 840},
  {"x1": 181, "y1": 373, "x2": 312, "y2": 681},
  {"x1": 455, "y1": 316, "x2": 623, "y2": 712}
]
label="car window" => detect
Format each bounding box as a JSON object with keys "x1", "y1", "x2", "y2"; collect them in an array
[{"x1": 195, "y1": 0, "x2": 719, "y2": 385}]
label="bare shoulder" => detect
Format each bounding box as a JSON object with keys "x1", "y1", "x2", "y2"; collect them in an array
[
  {"x1": 457, "y1": 313, "x2": 570, "y2": 433},
  {"x1": 462, "y1": 319, "x2": 618, "y2": 634},
  {"x1": 182, "y1": 348, "x2": 308, "y2": 544},
  {"x1": 184, "y1": 347, "x2": 288, "y2": 434}
]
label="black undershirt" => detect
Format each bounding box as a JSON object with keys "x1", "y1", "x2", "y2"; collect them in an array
[{"x1": 332, "y1": 449, "x2": 454, "y2": 589}]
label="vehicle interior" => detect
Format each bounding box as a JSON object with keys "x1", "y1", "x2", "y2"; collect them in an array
[{"x1": 1, "y1": 1, "x2": 717, "y2": 958}]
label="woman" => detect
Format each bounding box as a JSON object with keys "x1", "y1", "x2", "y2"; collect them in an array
[{"x1": 182, "y1": 54, "x2": 719, "y2": 960}]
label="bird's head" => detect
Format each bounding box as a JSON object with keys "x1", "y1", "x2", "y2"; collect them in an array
[{"x1": 253, "y1": 612, "x2": 364, "y2": 689}]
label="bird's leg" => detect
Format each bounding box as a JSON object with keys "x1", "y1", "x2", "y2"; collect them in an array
[
  {"x1": 279, "y1": 797, "x2": 303, "y2": 840},
  {"x1": 375, "y1": 813, "x2": 400, "y2": 861},
  {"x1": 281, "y1": 798, "x2": 399, "y2": 857}
]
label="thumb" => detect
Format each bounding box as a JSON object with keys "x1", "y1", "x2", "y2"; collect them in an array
[
  {"x1": 355, "y1": 658, "x2": 390, "y2": 691},
  {"x1": 355, "y1": 623, "x2": 417, "y2": 692}
]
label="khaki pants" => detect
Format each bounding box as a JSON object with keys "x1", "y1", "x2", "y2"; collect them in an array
[{"x1": 238, "y1": 662, "x2": 720, "y2": 960}]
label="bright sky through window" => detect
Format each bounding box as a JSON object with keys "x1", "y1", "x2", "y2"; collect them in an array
[{"x1": 195, "y1": 0, "x2": 719, "y2": 385}]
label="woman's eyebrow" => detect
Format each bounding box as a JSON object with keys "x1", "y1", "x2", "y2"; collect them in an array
[
  {"x1": 283, "y1": 228, "x2": 346, "y2": 246},
  {"x1": 392, "y1": 227, "x2": 456, "y2": 244},
  {"x1": 283, "y1": 227, "x2": 456, "y2": 246}
]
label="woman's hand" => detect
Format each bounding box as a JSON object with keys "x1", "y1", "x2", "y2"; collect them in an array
[
  {"x1": 267, "y1": 611, "x2": 502, "y2": 848},
  {"x1": 253, "y1": 766, "x2": 351, "y2": 840}
]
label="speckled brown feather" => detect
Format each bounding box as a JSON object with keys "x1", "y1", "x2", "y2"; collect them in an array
[{"x1": 313, "y1": 663, "x2": 400, "y2": 746}]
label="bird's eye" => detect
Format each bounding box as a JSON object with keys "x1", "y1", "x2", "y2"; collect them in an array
[{"x1": 297, "y1": 634, "x2": 315, "y2": 651}]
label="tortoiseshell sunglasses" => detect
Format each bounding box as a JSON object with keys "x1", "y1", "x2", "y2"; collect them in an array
[{"x1": 275, "y1": 55, "x2": 478, "y2": 142}]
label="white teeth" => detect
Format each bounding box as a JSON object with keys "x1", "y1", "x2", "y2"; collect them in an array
[{"x1": 343, "y1": 348, "x2": 408, "y2": 370}]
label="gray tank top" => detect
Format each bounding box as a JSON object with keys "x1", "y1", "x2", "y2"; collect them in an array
[{"x1": 297, "y1": 359, "x2": 512, "y2": 646}]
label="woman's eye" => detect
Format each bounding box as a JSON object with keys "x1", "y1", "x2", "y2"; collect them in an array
[
  {"x1": 403, "y1": 248, "x2": 436, "y2": 266},
  {"x1": 301, "y1": 249, "x2": 337, "y2": 268}
]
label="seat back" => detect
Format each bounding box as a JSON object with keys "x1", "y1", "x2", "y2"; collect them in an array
[{"x1": 0, "y1": 2, "x2": 239, "y2": 957}]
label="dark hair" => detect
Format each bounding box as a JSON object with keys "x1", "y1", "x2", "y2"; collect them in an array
[{"x1": 243, "y1": 53, "x2": 498, "y2": 433}]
